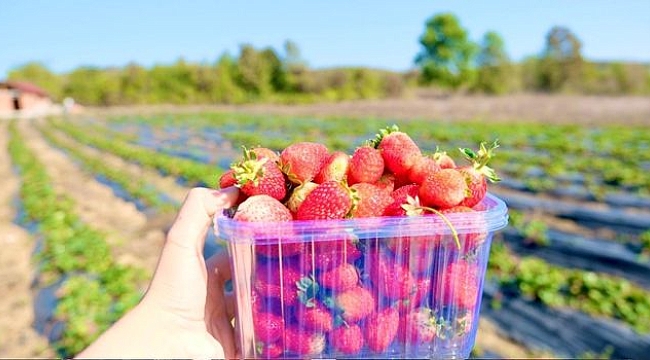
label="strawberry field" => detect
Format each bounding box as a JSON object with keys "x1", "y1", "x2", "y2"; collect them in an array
[{"x1": 2, "y1": 109, "x2": 650, "y2": 358}]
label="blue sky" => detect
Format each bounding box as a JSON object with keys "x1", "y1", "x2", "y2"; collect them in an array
[{"x1": 1, "y1": 1, "x2": 649, "y2": 78}]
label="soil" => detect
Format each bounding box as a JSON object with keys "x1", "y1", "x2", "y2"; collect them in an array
[{"x1": 1, "y1": 93, "x2": 648, "y2": 357}]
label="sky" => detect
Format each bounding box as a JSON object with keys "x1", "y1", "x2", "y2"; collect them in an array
[{"x1": 1, "y1": 1, "x2": 649, "y2": 78}]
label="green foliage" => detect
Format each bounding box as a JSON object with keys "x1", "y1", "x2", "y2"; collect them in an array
[
  {"x1": 414, "y1": 13, "x2": 477, "y2": 89},
  {"x1": 7, "y1": 62, "x2": 64, "y2": 100},
  {"x1": 536, "y1": 26, "x2": 584, "y2": 92},
  {"x1": 7, "y1": 120, "x2": 145, "y2": 357},
  {"x1": 473, "y1": 31, "x2": 515, "y2": 94}
]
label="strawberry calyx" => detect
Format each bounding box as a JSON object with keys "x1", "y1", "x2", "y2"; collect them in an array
[
  {"x1": 232, "y1": 146, "x2": 270, "y2": 187},
  {"x1": 297, "y1": 275, "x2": 320, "y2": 308},
  {"x1": 368, "y1": 124, "x2": 400, "y2": 149},
  {"x1": 459, "y1": 140, "x2": 501, "y2": 183},
  {"x1": 400, "y1": 195, "x2": 461, "y2": 250}
]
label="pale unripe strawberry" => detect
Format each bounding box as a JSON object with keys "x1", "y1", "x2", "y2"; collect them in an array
[
  {"x1": 419, "y1": 168, "x2": 468, "y2": 209},
  {"x1": 280, "y1": 142, "x2": 329, "y2": 184},
  {"x1": 314, "y1": 151, "x2": 350, "y2": 183}
]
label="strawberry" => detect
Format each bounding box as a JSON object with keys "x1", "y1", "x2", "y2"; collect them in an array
[
  {"x1": 284, "y1": 326, "x2": 325, "y2": 356},
  {"x1": 253, "y1": 311, "x2": 285, "y2": 343},
  {"x1": 348, "y1": 145, "x2": 384, "y2": 185},
  {"x1": 252, "y1": 146, "x2": 280, "y2": 162},
  {"x1": 218, "y1": 171, "x2": 248, "y2": 205},
  {"x1": 349, "y1": 183, "x2": 393, "y2": 218},
  {"x1": 295, "y1": 303, "x2": 334, "y2": 332},
  {"x1": 254, "y1": 260, "x2": 303, "y2": 306},
  {"x1": 295, "y1": 181, "x2": 354, "y2": 220},
  {"x1": 371, "y1": 125, "x2": 422, "y2": 178},
  {"x1": 233, "y1": 194, "x2": 292, "y2": 223},
  {"x1": 318, "y1": 263, "x2": 359, "y2": 291},
  {"x1": 397, "y1": 307, "x2": 437, "y2": 345},
  {"x1": 329, "y1": 323, "x2": 364, "y2": 355},
  {"x1": 280, "y1": 142, "x2": 329, "y2": 184},
  {"x1": 408, "y1": 154, "x2": 441, "y2": 185},
  {"x1": 383, "y1": 184, "x2": 419, "y2": 216},
  {"x1": 332, "y1": 285, "x2": 375, "y2": 323},
  {"x1": 374, "y1": 173, "x2": 396, "y2": 194},
  {"x1": 299, "y1": 235, "x2": 362, "y2": 271},
  {"x1": 457, "y1": 141, "x2": 501, "y2": 208},
  {"x1": 395, "y1": 277, "x2": 432, "y2": 313},
  {"x1": 364, "y1": 307, "x2": 399, "y2": 353},
  {"x1": 433, "y1": 148, "x2": 456, "y2": 169},
  {"x1": 441, "y1": 206, "x2": 487, "y2": 251},
  {"x1": 285, "y1": 181, "x2": 318, "y2": 214},
  {"x1": 418, "y1": 168, "x2": 468, "y2": 209},
  {"x1": 368, "y1": 249, "x2": 416, "y2": 301},
  {"x1": 435, "y1": 260, "x2": 480, "y2": 310},
  {"x1": 231, "y1": 147, "x2": 287, "y2": 201},
  {"x1": 314, "y1": 151, "x2": 350, "y2": 184}
]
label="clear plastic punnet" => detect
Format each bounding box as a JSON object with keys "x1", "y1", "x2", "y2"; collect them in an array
[{"x1": 216, "y1": 193, "x2": 508, "y2": 359}]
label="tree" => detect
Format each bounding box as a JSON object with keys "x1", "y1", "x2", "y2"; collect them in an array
[
  {"x1": 537, "y1": 26, "x2": 584, "y2": 92},
  {"x1": 473, "y1": 31, "x2": 514, "y2": 94},
  {"x1": 7, "y1": 62, "x2": 63, "y2": 100},
  {"x1": 414, "y1": 13, "x2": 476, "y2": 89},
  {"x1": 235, "y1": 44, "x2": 273, "y2": 97}
]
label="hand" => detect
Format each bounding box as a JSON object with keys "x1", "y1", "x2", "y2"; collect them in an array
[{"x1": 76, "y1": 187, "x2": 240, "y2": 359}]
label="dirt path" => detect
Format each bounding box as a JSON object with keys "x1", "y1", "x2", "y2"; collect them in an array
[
  {"x1": 0, "y1": 121, "x2": 53, "y2": 357},
  {"x1": 17, "y1": 119, "x2": 165, "y2": 276},
  {"x1": 45, "y1": 124, "x2": 189, "y2": 205}
]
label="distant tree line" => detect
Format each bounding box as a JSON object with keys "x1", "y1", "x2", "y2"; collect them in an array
[{"x1": 7, "y1": 13, "x2": 650, "y2": 106}]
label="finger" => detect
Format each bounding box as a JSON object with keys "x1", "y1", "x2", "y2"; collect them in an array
[
  {"x1": 166, "y1": 186, "x2": 239, "y2": 254},
  {"x1": 206, "y1": 249, "x2": 232, "y2": 282},
  {"x1": 210, "y1": 267, "x2": 237, "y2": 359}
]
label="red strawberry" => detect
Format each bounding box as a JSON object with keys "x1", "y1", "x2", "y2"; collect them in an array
[
  {"x1": 284, "y1": 326, "x2": 325, "y2": 356},
  {"x1": 318, "y1": 263, "x2": 359, "y2": 291},
  {"x1": 329, "y1": 323, "x2": 364, "y2": 355},
  {"x1": 395, "y1": 277, "x2": 432, "y2": 313},
  {"x1": 218, "y1": 169, "x2": 237, "y2": 189},
  {"x1": 368, "y1": 250, "x2": 416, "y2": 301},
  {"x1": 349, "y1": 183, "x2": 393, "y2": 218},
  {"x1": 383, "y1": 184, "x2": 419, "y2": 216},
  {"x1": 280, "y1": 142, "x2": 329, "y2": 184},
  {"x1": 433, "y1": 148, "x2": 456, "y2": 169},
  {"x1": 419, "y1": 168, "x2": 468, "y2": 209},
  {"x1": 374, "y1": 173, "x2": 395, "y2": 194},
  {"x1": 299, "y1": 235, "x2": 362, "y2": 271},
  {"x1": 435, "y1": 260, "x2": 480, "y2": 310},
  {"x1": 364, "y1": 307, "x2": 399, "y2": 353},
  {"x1": 253, "y1": 311, "x2": 285, "y2": 343},
  {"x1": 457, "y1": 141, "x2": 501, "y2": 208},
  {"x1": 218, "y1": 171, "x2": 248, "y2": 205},
  {"x1": 296, "y1": 303, "x2": 334, "y2": 332},
  {"x1": 372, "y1": 125, "x2": 422, "y2": 177},
  {"x1": 256, "y1": 341, "x2": 283, "y2": 358},
  {"x1": 285, "y1": 181, "x2": 318, "y2": 214},
  {"x1": 295, "y1": 181, "x2": 354, "y2": 220},
  {"x1": 252, "y1": 146, "x2": 280, "y2": 162},
  {"x1": 408, "y1": 154, "x2": 441, "y2": 185},
  {"x1": 333, "y1": 286, "x2": 375, "y2": 322},
  {"x1": 397, "y1": 307, "x2": 437, "y2": 345},
  {"x1": 254, "y1": 260, "x2": 303, "y2": 306},
  {"x1": 348, "y1": 145, "x2": 385, "y2": 185},
  {"x1": 232, "y1": 148, "x2": 287, "y2": 201},
  {"x1": 314, "y1": 151, "x2": 350, "y2": 184}
]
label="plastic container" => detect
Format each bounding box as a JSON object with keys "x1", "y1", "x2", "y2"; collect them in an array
[{"x1": 216, "y1": 193, "x2": 508, "y2": 359}]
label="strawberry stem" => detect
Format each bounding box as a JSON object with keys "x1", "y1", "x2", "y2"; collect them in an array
[
  {"x1": 368, "y1": 124, "x2": 400, "y2": 148},
  {"x1": 459, "y1": 140, "x2": 501, "y2": 183},
  {"x1": 402, "y1": 196, "x2": 461, "y2": 250}
]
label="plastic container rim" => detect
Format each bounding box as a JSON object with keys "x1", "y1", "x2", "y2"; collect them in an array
[{"x1": 216, "y1": 192, "x2": 508, "y2": 244}]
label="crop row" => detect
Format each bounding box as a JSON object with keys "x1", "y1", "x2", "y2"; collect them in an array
[
  {"x1": 97, "y1": 113, "x2": 650, "y2": 198},
  {"x1": 38, "y1": 123, "x2": 178, "y2": 214},
  {"x1": 487, "y1": 238, "x2": 650, "y2": 334},
  {"x1": 8, "y1": 120, "x2": 145, "y2": 356},
  {"x1": 48, "y1": 118, "x2": 219, "y2": 187}
]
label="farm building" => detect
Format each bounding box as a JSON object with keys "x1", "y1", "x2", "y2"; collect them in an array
[{"x1": 0, "y1": 80, "x2": 53, "y2": 113}]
